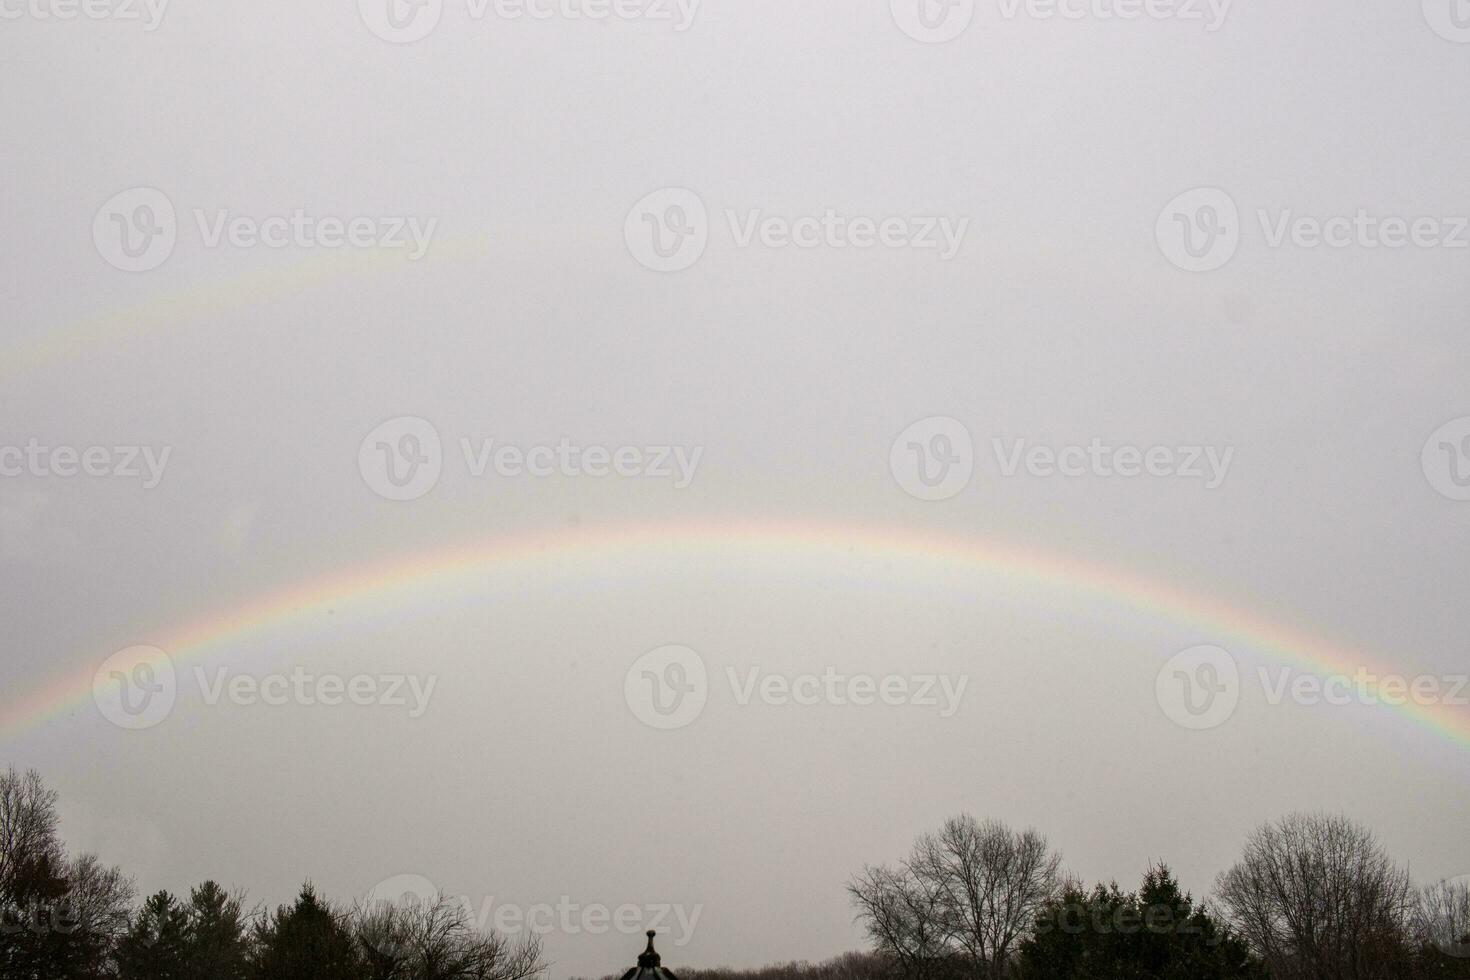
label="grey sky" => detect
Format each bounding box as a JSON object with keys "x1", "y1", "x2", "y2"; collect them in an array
[{"x1": 2, "y1": 1, "x2": 1469, "y2": 977}]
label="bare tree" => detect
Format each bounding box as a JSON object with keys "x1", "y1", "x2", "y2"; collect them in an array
[
  {"x1": 848, "y1": 863, "x2": 953, "y2": 980},
  {"x1": 1417, "y1": 877, "x2": 1470, "y2": 961},
  {"x1": 1214, "y1": 813, "x2": 1415, "y2": 980},
  {"x1": 355, "y1": 892, "x2": 545, "y2": 980},
  {"x1": 0, "y1": 767, "x2": 62, "y2": 890},
  {"x1": 849, "y1": 815, "x2": 1063, "y2": 980},
  {"x1": 62, "y1": 852, "x2": 133, "y2": 941},
  {"x1": 0, "y1": 767, "x2": 133, "y2": 979}
]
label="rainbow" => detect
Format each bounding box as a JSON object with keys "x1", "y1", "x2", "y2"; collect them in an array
[
  {"x1": 5, "y1": 520, "x2": 1467, "y2": 747},
  {"x1": 5, "y1": 235, "x2": 489, "y2": 383}
]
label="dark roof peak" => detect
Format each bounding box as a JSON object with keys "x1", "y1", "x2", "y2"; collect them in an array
[{"x1": 638, "y1": 930, "x2": 661, "y2": 968}]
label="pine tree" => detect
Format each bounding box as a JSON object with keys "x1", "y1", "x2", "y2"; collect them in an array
[
  {"x1": 185, "y1": 880, "x2": 252, "y2": 980},
  {"x1": 250, "y1": 883, "x2": 362, "y2": 980},
  {"x1": 116, "y1": 891, "x2": 191, "y2": 980},
  {"x1": 1018, "y1": 865, "x2": 1263, "y2": 979}
]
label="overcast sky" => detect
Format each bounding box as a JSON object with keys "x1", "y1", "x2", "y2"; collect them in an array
[{"x1": 2, "y1": 1, "x2": 1469, "y2": 976}]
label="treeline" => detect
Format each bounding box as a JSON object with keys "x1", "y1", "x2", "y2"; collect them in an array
[
  {"x1": 849, "y1": 814, "x2": 1470, "y2": 980},
  {"x1": 579, "y1": 952, "x2": 895, "y2": 980},
  {"x1": 0, "y1": 768, "x2": 544, "y2": 980},
  {"x1": 8, "y1": 764, "x2": 1469, "y2": 980}
]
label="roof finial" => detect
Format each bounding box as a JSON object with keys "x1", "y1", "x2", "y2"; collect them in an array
[{"x1": 638, "y1": 930, "x2": 661, "y2": 968}]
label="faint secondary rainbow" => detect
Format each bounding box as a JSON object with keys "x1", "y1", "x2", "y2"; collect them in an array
[
  {"x1": 4, "y1": 235, "x2": 490, "y2": 383},
  {"x1": 5, "y1": 520, "x2": 1466, "y2": 747}
]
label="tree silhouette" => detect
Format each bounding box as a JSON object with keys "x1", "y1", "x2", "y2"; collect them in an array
[
  {"x1": 251, "y1": 884, "x2": 363, "y2": 980},
  {"x1": 116, "y1": 891, "x2": 191, "y2": 980},
  {"x1": 186, "y1": 881, "x2": 253, "y2": 980},
  {"x1": 1018, "y1": 864, "x2": 1261, "y2": 979}
]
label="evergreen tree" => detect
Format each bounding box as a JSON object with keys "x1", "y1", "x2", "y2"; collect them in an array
[
  {"x1": 250, "y1": 883, "x2": 362, "y2": 980},
  {"x1": 116, "y1": 891, "x2": 191, "y2": 980},
  {"x1": 1018, "y1": 864, "x2": 1262, "y2": 980},
  {"x1": 185, "y1": 880, "x2": 252, "y2": 980}
]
